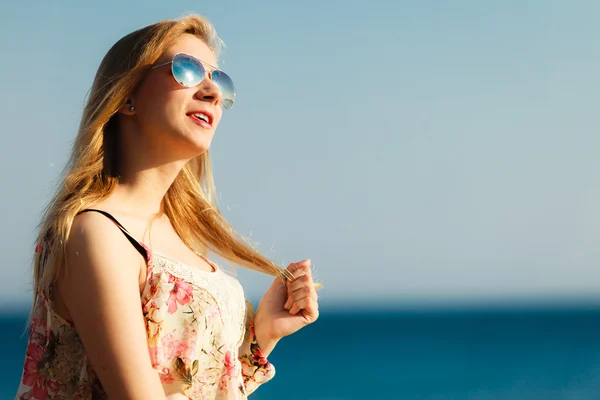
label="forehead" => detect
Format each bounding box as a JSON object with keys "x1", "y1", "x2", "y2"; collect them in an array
[{"x1": 159, "y1": 34, "x2": 217, "y2": 67}]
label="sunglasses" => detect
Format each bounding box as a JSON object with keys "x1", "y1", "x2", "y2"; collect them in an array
[{"x1": 151, "y1": 52, "x2": 236, "y2": 109}]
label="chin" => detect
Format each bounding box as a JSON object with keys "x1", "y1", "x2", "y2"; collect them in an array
[
  {"x1": 169, "y1": 123, "x2": 216, "y2": 157},
  {"x1": 185, "y1": 136, "x2": 214, "y2": 157}
]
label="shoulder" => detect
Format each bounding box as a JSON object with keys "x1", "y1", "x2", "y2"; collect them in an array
[
  {"x1": 70, "y1": 210, "x2": 127, "y2": 240},
  {"x1": 66, "y1": 210, "x2": 145, "y2": 278}
]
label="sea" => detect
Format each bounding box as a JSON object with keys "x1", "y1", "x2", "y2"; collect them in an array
[{"x1": 2, "y1": 307, "x2": 600, "y2": 400}]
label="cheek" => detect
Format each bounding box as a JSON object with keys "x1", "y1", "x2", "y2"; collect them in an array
[
  {"x1": 137, "y1": 91, "x2": 182, "y2": 130},
  {"x1": 134, "y1": 77, "x2": 177, "y2": 122}
]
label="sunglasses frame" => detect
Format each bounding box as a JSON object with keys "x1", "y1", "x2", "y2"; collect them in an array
[{"x1": 151, "y1": 52, "x2": 235, "y2": 109}]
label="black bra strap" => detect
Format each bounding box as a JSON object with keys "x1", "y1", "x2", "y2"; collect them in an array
[{"x1": 77, "y1": 209, "x2": 149, "y2": 262}]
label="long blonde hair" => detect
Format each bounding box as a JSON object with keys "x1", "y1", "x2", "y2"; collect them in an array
[{"x1": 33, "y1": 14, "x2": 289, "y2": 305}]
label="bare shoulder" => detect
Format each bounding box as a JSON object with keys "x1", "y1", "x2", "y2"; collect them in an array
[
  {"x1": 70, "y1": 210, "x2": 127, "y2": 247},
  {"x1": 66, "y1": 210, "x2": 145, "y2": 279}
]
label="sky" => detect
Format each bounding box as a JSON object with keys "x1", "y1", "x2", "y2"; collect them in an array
[{"x1": 0, "y1": 0, "x2": 599, "y2": 312}]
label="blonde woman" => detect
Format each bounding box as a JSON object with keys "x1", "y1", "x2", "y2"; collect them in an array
[{"x1": 15, "y1": 14, "x2": 319, "y2": 400}]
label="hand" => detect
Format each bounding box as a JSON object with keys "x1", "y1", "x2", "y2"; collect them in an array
[{"x1": 253, "y1": 259, "x2": 320, "y2": 350}]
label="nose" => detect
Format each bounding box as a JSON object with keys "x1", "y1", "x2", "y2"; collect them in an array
[{"x1": 194, "y1": 75, "x2": 222, "y2": 107}]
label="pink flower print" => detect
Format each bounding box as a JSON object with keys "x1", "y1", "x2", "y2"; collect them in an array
[
  {"x1": 28, "y1": 318, "x2": 48, "y2": 347},
  {"x1": 177, "y1": 329, "x2": 198, "y2": 363},
  {"x1": 149, "y1": 274, "x2": 172, "y2": 310},
  {"x1": 181, "y1": 341, "x2": 196, "y2": 363},
  {"x1": 252, "y1": 345, "x2": 269, "y2": 366},
  {"x1": 224, "y1": 351, "x2": 235, "y2": 377},
  {"x1": 159, "y1": 367, "x2": 174, "y2": 384},
  {"x1": 23, "y1": 344, "x2": 43, "y2": 381},
  {"x1": 22, "y1": 343, "x2": 57, "y2": 399},
  {"x1": 166, "y1": 275, "x2": 193, "y2": 313},
  {"x1": 171, "y1": 341, "x2": 186, "y2": 358},
  {"x1": 27, "y1": 330, "x2": 45, "y2": 349},
  {"x1": 163, "y1": 333, "x2": 189, "y2": 361},
  {"x1": 31, "y1": 317, "x2": 47, "y2": 330}
]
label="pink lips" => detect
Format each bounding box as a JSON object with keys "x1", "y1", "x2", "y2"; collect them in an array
[{"x1": 186, "y1": 110, "x2": 214, "y2": 129}]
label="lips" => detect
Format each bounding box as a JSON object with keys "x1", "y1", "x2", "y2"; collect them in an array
[
  {"x1": 187, "y1": 114, "x2": 211, "y2": 128},
  {"x1": 186, "y1": 109, "x2": 214, "y2": 128}
]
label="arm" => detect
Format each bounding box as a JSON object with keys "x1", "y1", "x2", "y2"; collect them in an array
[
  {"x1": 253, "y1": 318, "x2": 280, "y2": 358},
  {"x1": 58, "y1": 212, "x2": 166, "y2": 400},
  {"x1": 238, "y1": 299, "x2": 276, "y2": 395}
]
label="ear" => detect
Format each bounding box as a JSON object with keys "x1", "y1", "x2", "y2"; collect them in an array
[{"x1": 117, "y1": 98, "x2": 136, "y2": 115}]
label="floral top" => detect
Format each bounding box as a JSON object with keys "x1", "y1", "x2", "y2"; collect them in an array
[{"x1": 16, "y1": 231, "x2": 275, "y2": 399}]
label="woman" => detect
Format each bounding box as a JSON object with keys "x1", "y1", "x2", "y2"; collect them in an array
[{"x1": 15, "y1": 14, "x2": 319, "y2": 400}]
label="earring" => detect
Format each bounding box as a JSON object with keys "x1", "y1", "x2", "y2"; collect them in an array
[{"x1": 129, "y1": 105, "x2": 135, "y2": 112}]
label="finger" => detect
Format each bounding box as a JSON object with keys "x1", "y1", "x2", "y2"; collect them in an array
[
  {"x1": 289, "y1": 297, "x2": 319, "y2": 320},
  {"x1": 284, "y1": 260, "x2": 322, "y2": 292},
  {"x1": 285, "y1": 275, "x2": 317, "y2": 308},
  {"x1": 286, "y1": 259, "x2": 312, "y2": 279},
  {"x1": 284, "y1": 265, "x2": 311, "y2": 286},
  {"x1": 285, "y1": 286, "x2": 309, "y2": 310},
  {"x1": 286, "y1": 274, "x2": 313, "y2": 293},
  {"x1": 284, "y1": 285, "x2": 318, "y2": 310}
]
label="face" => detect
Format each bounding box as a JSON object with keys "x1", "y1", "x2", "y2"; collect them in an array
[{"x1": 126, "y1": 34, "x2": 224, "y2": 158}]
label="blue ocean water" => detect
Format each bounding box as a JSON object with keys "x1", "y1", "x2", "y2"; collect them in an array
[{"x1": 2, "y1": 308, "x2": 600, "y2": 399}]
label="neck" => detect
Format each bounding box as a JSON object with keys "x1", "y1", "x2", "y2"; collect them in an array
[
  {"x1": 106, "y1": 124, "x2": 198, "y2": 219},
  {"x1": 110, "y1": 162, "x2": 184, "y2": 218}
]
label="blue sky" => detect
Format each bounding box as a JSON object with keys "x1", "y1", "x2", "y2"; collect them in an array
[{"x1": 1, "y1": 1, "x2": 599, "y2": 311}]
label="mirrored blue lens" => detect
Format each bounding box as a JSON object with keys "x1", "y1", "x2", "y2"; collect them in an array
[
  {"x1": 211, "y1": 70, "x2": 236, "y2": 109},
  {"x1": 171, "y1": 53, "x2": 236, "y2": 109},
  {"x1": 172, "y1": 53, "x2": 205, "y2": 87}
]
